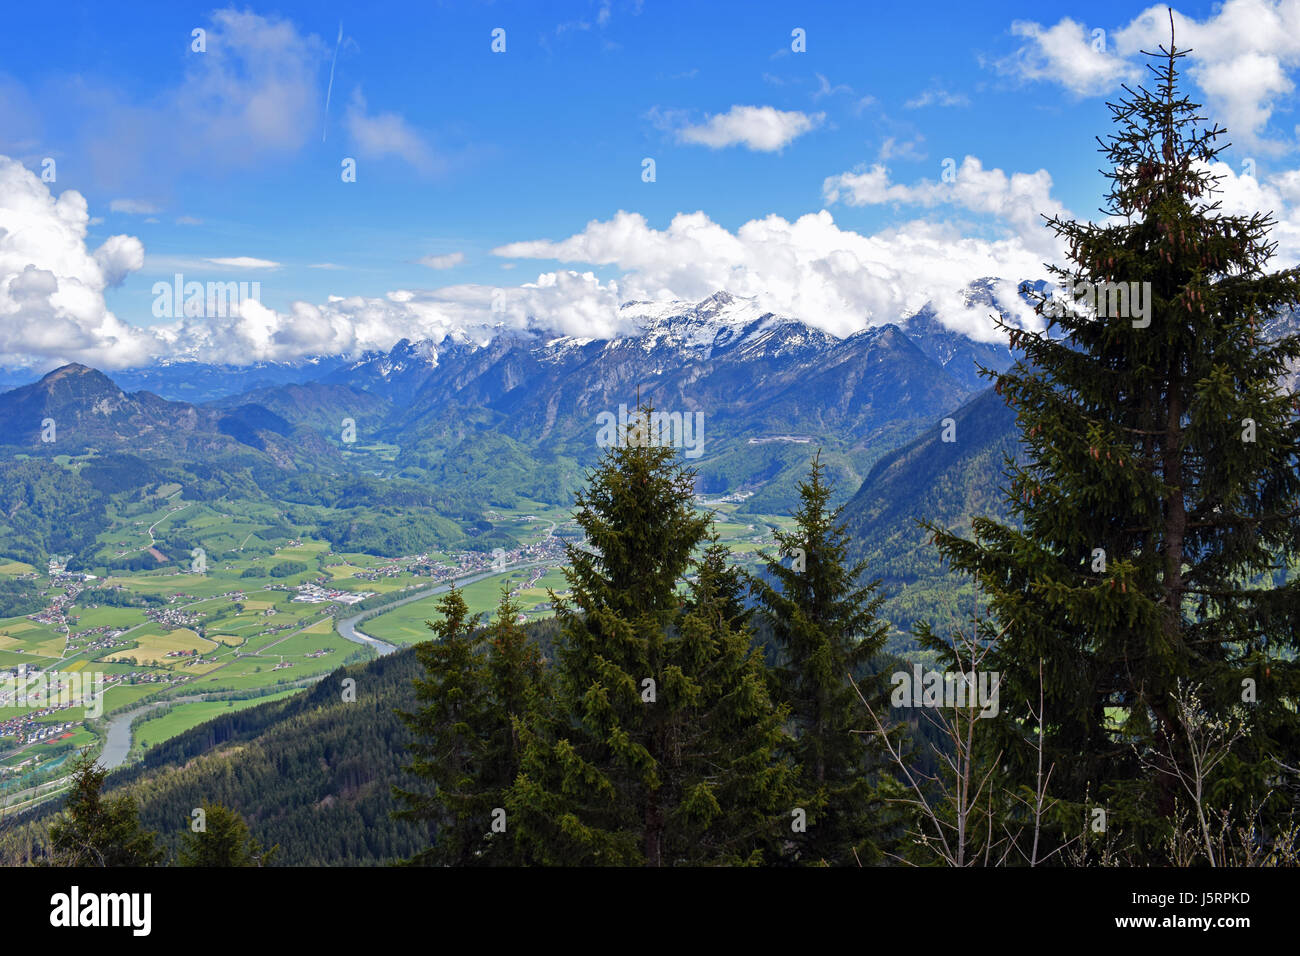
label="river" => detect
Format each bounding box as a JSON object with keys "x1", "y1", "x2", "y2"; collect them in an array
[{"x1": 98, "y1": 560, "x2": 554, "y2": 770}]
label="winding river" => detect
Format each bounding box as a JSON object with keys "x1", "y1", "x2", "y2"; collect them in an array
[{"x1": 97, "y1": 560, "x2": 554, "y2": 770}]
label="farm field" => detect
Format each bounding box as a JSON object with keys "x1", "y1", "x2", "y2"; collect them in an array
[
  {"x1": 358, "y1": 501, "x2": 778, "y2": 644},
  {"x1": 131, "y1": 689, "x2": 303, "y2": 751},
  {"x1": 100, "y1": 629, "x2": 218, "y2": 666},
  {"x1": 0, "y1": 488, "x2": 591, "y2": 801}
]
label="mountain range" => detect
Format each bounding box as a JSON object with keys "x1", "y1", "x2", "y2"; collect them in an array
[
  {"x1": 0, "y1": 285, "x2": 1028, "y2": 544},
  {"x1": 6, "y1": 285, "x2": 1291, "y2": 636},
  {"x1": 0, "y1": 284, "x2": 1020, "y2": 475}
]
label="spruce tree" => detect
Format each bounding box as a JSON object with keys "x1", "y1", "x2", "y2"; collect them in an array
[
  {"x1": 506, "y1": 403, "x2": 794, "y2": 865},
  {"x1": 393, "y1": 585, "x2": 492, "y2": 866},
  {"x1": 668, "y1": 537, "x2": 797, "y2": 864},
  {"x1": 47, "y1": 750, "x2": 164, "y2": 866},
  {"x1": 396, "y1": 582, "x2": 550, "y2": 865},
  {"x1": 177, "y1": 803, "x2": 276, "y2": 867},
  {"x1": 749, "y1": 452, "x2": 892, "y2": 865},
  {"x1": 479, "y1": 586, "x2": 546, "y2": 864},
  {"x1": 929, "y1": 25, "x2": 1300, "y2": 851}
]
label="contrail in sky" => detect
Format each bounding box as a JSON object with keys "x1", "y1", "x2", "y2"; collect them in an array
[{"x1": 323, "y1": 21, "x2": 343, "y2": 143}]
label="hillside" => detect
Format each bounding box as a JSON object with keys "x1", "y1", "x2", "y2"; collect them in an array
[
  {"x1": 841, "y1": 385, "x2": 1022, "y2": 642},
  {"x1": 0, "y1": 616, "x2": 562, "y2": 866}
]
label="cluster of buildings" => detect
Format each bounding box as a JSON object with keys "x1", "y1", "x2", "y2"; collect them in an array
[
  {"x1": 350, "y1": 563, "x2": 412, "y2": 582},
  {"x1": 72, "y1": 629, "x2": 133, "y2": 655},
  {"x1": 509, "y1": 566, "x2": 547, "y2": 598},
  {"x1": 144, "y1": 605, "x2": 200, "y2": 630},
  {"x1": 291, "y1": 582, "x2": 373, "y2": 606},
  {"x1": 0, "y1": 714, "x2": 76, "y2": 746},
  {"x1": 47, "y1": 558, "x2": 98, "y2": 584},
  {"x1": 27, "y1": 601, "x2": 69, "y2": 628}
]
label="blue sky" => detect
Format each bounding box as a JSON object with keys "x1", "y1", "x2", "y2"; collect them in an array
[{"x1": 2, "y1": 0, "x2": 1298, "y2": 368}]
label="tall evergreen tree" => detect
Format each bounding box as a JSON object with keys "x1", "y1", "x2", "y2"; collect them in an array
[
  {"x1": 47, "y1": 751, "x2": 164, "y2": 866},
  {"x1": 478, "y1": 586, "x2": 546, "y2": 864},
  {"x1": 177, "y1": 803, "x2": 276, "y2": 867},
  {"x1": 929, "y1": 26, "x2": 1300, "y2": 851},
  {"x1": 396, "y1": 581, "x2": 550, "y2": 865},
  {"x1": 669, "y1": 537, "x2": 797, "y2": 864},
  {"x1": 506, "y1": 404, "x2": 794, "y2": 865},
  {"x1": 393, "y1": 586, "x2": 492, "y2": 866},
  {"x1": 749, "y1": 452, "x2": 892, "y2": 865}
]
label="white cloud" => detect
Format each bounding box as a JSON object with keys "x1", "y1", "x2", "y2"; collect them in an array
[
  {"x1": 1196, "y1": 159, "x2": 1300, "y2": 264},
  {"x1": 493, "y1": 207, "x2": 1055, "y2": 341},
  {"x1": 1005, "y1": 2, "x2": 1300, "y2": 152},
  {"x1": 345, "y1": 89, "x2": 439, "y2": 173},
  {"x1": 674, "y1": 105, "x2": 824, "y2": 152},
  {"x1": 78, "y1": 10, "x2": 328, "y2": 191},
  {"x1": 878, "y1": 136, "x2": 927, "y2": 162},
  {"x1": 823, "y1": 156, "x2": 1071, "y2": 257},
  {"x1": 1001, "y1": 18, "x2": 1138, "y2": 96},
  {"x1": 904, "y1": 88, "x2": 971, "y2": 109},
  {"x1": 7, "y1": 142, "x2": 1299, "y2": 372},
  {"x1": 109, "y1": 199, "x2": 160, "y2": 215},
  {"x1": 149, "y1": 270, "x2": 629, "y2": 362},
  {"x1": 0, "y1": 155, "x2": 154, "y2": 368},
  {"x1": 812, "y1": 74, "x2": 854, "y2": 100},
  {"x1": 176, "y1": 216, "x2": 203, "y2": 226},
  {"x1": 93, "y1": 234, "x2": 145, "y2": 287},
  {"x1": 205, "y1": 257, "x2": 280, "y2": 269},
  {"x1": 309, "y1": 262, "x2": 344, "y2": 270},
  {"x1": 417, "y1": 252, "x2": 465, "y2": 270}
]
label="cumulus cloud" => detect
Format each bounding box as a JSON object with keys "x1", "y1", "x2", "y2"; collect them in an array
[
  {"x1": 1003, "y1": 2, "x2": 1300, "y2": 152},
  {"x1": 147, "y1": 270, "x2": 628, "y2": 362},
  {"x1": 823, "y1": 156, "x2": 1071, "y2": 257},
  {"x1": 0, "y1": 156, "x2": 154, "y2": 368},
  {"x1": 674, "y1": 105, "x2": 824, "y2": 151},
  {"x1": 1196, "y1": 159, "x2": 1300, "y2": 264},
  {"x1": 7, "y1": 140, "x2": 1299, "y2": 371},
  {"x1": 1000, "y1": 18, "x2": 1138, "y2": 96},
  {"x1": 493, "y1": 207, "x2": 1054, "y2": 341},
  {"x1": 93, "y1": 234, "x2": 145, "y2": 287},
  {"x1": 417, "y1": 252, "x2": 465, "y2": 270}
]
